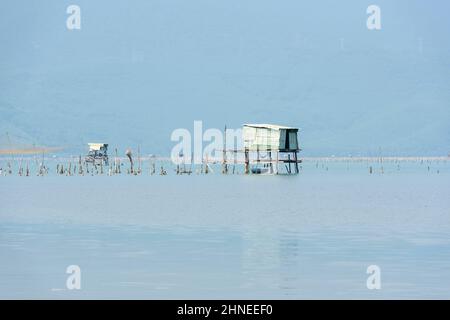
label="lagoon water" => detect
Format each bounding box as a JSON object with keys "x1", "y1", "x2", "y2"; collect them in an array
[{"x1": 0, "y1": 160, "x2": 449, "y2": 299}]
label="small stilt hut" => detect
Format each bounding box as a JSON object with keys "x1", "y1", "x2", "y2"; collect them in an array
[
  {"x1": 242, "y1": 124, "x2": 301, "y2": 175},
  {"x1": 85, "y1": 143, "x2": 109, "y2": 166}
]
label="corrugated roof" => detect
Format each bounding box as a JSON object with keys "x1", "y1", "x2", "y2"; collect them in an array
[
  {"x1": 88, "y1": 143, "x2": 108, "y2": 151},
  {"x1": 243, "y1": 123, "x2": 298, "y2": 130}
]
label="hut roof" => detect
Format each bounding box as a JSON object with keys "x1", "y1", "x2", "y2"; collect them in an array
[
  {"x1": 88, "y1": 143, "x2": 108, "y2": 151},
  {"x1": 243, "y1": 124, "x2": 298, "y2": 131}
]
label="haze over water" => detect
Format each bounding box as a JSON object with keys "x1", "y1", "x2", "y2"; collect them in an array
[
  {"x1": 1, "y1": 0, "x2": 449, "y2": 300},
  {"x1": 1, "y1": 160, "x2": 449, "y2": 299}
]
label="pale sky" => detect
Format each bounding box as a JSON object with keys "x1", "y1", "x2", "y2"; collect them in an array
[{"x1": 1, "y1": 0, "x2": 449, "y2": 156}]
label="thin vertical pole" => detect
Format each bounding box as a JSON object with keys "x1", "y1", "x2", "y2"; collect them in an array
[
  {"x1": 288, "y1": 154, "x2": 291, "y2": 174},
  {"x1": 275, "y1": 151, "x2": 279, "y2": 175},
  {"x1": 222, "y1": 125, "x2": 227, "y2": 174},
  {"x1": 244, "y1": 149, "x2": 249, "y2": 174},
  {"x1": 138, "y1": 145, "x2": 141, "y2": 174}
]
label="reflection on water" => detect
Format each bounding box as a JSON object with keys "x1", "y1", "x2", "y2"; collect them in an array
[
  {"x1": 0, "y1": 161, "x2": 449, "y2": 298},
  {"x1": 1, "y1": 224, "x2": 449, "y2": 299}
]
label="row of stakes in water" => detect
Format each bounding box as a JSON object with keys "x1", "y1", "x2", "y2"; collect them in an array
[{"x1": 0, "y1": 157, "x2": 445, "y2": 176}]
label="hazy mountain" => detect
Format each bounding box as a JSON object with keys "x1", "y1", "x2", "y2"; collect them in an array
[{"x1": 1, "y1": 0, "x2": 449, "y2": 156}]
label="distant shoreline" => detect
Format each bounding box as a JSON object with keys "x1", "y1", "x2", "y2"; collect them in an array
[{"x1": 0, "y1": 155, "x2": 449, "y2": 162}]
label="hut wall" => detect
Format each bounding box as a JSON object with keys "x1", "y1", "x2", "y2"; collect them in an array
[
  {"x1": 243, "y1": 127, "x2": 280, "y2": 151},
  {"x1": 243, "y1": 125, "x2": 299, "y2": 151}
]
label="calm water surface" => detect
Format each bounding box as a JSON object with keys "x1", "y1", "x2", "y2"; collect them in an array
[{"x1": 0, "y1": 160, "x2": 449, "y2": 298}]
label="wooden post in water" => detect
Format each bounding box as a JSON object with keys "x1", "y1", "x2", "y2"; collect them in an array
[
  {"x1": 78, "y1": 155, "x2": 83, "y2": 175},
  {"x1": 222, "y1": 125, "x2": 228, "y2": 174},
  {"x1": 275, "y1": 151, "x2": 279, "y2": 175},
  {"x1": 287, "y1": 154, "x2": 291, "y2": 174},
  {"x1": 114, "y1": 148, "x2": 118, "y2": 174},
  {"x1": 18, "y1": 158, "x2": 23, "y2": 176},
  {"x1": 126, "y1": 149, "x2": 133, "y2": 174},
  {"x1": 137, "y1": 146, "x2": 141, "y2": 175},
  {"x1": 233, "y1": 150, "x2": 237, "y2": 174},
  {"x1": 244, "y1": 149, "x2": 249, "y2": 174},
  {"x1": 268, "y1": 151, "x2": 273, "y2": 174},
  {"x1": 294, "y1": 151, "x2": 299, "y2": 174}
]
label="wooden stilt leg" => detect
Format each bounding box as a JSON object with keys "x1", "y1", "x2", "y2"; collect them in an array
[{"x1": 244, "y1": 149, "x2": 249, "y2": 174}]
